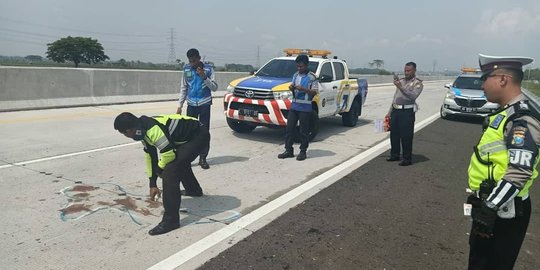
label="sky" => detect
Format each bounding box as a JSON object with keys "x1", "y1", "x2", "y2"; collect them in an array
[{"x1": 1, "y1": 0, "x2": 539, "y2": 71}]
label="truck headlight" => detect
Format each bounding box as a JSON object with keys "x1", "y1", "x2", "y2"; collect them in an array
[
  {"x1": 274, "y1": 91, "x2": 293, "y2": 100},
  {"x1": 445, "y1": 90, "x2": 455, "y2": 99},
  {"x1": 227, "y1": 85, "x2": 234, "y2": 93}
]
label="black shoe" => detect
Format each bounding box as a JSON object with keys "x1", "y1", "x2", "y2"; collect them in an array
[
  {"x1": 386, "y1": 156, "x2": 400, "y2": 162},
  {"x1": 278, "y1": 150, "x2": 294, "y2": 159},
  {"x1": 180, "y1": 190, "x2": 203, "y2": 197},
  {"x1": 148, "y1": 222, "x2": 180, "y2": 236},
  {"x1": 296, "y1": 151, "x2": 307, "y2": 161},
  {"x1": 199, "y1": 159, "x2": 210, "y2": 169},
  {"x1": 399, "y1": 160, "x2": 412, "y2": 166}
]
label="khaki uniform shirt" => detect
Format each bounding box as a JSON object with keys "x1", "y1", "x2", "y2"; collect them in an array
[{"x1": 389, "y1": 76, "x2": 424, "y2": 113}]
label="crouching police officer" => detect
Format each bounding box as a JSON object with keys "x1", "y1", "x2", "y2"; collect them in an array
[
  {"x1": 114, "y1": 112, "x2": 208, "y2": 235},
  {"x1": 467, "y1": 54, "x2": 539, "y2": 269}
]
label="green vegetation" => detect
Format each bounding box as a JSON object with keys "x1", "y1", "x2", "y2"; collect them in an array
[
  {"x1": 46, "y1": 36, "x2": 109, "y2": 67},
  {"x1": 523, "y1": 81, "x2": 540, "y2": 97},
  {"x1": 349, "y1": 67, "x2": 392, "y2": 75}
]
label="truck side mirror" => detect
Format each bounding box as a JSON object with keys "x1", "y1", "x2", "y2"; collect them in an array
[
  {"x1": 444, "y1": 83, "x2": 452, "y2": 89},
  {"x1": 319, "y1": 75, "x2": 332, "y2": 83},
  {"x1": 250, "y1": 70, "x2": 256, "y2": 75}
]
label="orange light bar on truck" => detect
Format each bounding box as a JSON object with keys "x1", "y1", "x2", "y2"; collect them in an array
[{"x1": 283, "y1": 48, "x2": 332, "y2": 58}]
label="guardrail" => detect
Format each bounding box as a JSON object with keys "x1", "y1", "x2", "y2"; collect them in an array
[
  {"x1": 522, "y1": 88, "x2": 540, "y2": 119},
  {"x1": 0, "y1": 66, "x2": 455, "y2": 112}
]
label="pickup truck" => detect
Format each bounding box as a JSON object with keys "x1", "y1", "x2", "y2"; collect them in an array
[{"x1": 223, "y1": 49, "x2": 368, "y2": 141}]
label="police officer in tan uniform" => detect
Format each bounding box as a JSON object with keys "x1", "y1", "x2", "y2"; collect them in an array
[
  {"x1": 386, "y1": 62, "x2": 423, "y2": 166},
  {"x1": 467, "y1": 54, "x2": 540, "y2": 270}
]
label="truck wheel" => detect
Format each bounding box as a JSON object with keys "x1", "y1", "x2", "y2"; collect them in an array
[
  {"x1": 294, "y1": 110, "x2": 319, "y2": 142},
  {"x1": 226, "y1": 118, "x2": 256, "y2": 133},
  {"x1": 342, "y1": 100, "x2": 360, "y2": 127}
]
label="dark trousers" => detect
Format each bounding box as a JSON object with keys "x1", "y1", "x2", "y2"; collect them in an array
[
  {"x1": 160, "y1": 127, "x2": 209, "y2": 224},
  {"x1": 468, "y1": 198, "x2": 531, "y2": 270},
  {"x1": 285, "y1": 109, "x2": 311, "y2": 152},
  {"x1": 187, "y1": 105, "x2": 211, "y2": 160},
  {"x1": 389, "y1": 108, "x2": 415, "y2": 161}
]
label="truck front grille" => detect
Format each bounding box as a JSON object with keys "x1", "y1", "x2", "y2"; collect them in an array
[{"x1": 234, "y1": 88, "x2": 274, "y2": 99}]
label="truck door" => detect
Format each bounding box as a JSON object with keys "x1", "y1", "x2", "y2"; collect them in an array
[
  {"x1": 333, "y1": 61, "x2": 352, "y2": 113},
  {"x1": 317, "y1": 62, "x2": 340, "y2": 116}
]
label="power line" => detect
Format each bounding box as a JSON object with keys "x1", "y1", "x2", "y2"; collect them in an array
[{"x1": 0, "y1": 16, "x2": 167, "y2": 38}]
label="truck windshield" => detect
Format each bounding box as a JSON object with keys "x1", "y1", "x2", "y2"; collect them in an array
[
  {"x1": 453, "y1": 76, "x2": 483, "y2": 90},
  {"x1": 256, "y1": 59, "x2": 319, "y2": 78}
]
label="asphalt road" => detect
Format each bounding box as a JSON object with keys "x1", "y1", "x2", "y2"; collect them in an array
[{"x1": 198, "y1": 118, "x2": 540, "y2": 270}]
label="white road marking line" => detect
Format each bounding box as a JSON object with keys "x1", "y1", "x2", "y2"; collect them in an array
[
  {"x1": 147, "y1": 112, "x2": 441, "y2": 270},
  {"x1": 0, "y1": 142, "x2": 139, "y2": 170}
]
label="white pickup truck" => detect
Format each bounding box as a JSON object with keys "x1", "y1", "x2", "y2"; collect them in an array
[{"x1": 223, "y1": 49, "x2": 368, "y2": 141}]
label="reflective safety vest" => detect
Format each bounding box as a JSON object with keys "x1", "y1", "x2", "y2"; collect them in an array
[
  {"x1": 291, "y1": 72, "x2": 317, "y2": 112},
  {"x1": 141, "y1": 114, "x2": 200, "y2": 178},
  {"x1": 468, "y1": 102, "x2": 539, "y2": 198}
]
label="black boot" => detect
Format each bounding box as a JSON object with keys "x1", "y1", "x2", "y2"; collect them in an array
[
  {"x1": 296, "y1": 150, "x2": 307, "y2": 161},
  {"x1": 399, "y1": 159, "x2": 412, "y2": 166},
  {"x1": 386, "y1": 156, "x2": 400, "y2": 162},
  {"x1": 148, "y1": 222, "x2": 180, "y2": 236},
  {"x1": 278, "y1": 150, "x2": 294, "y2": 159},
  {"x1": 199, "y1": 158, "x2": 210, "y2": 169}
]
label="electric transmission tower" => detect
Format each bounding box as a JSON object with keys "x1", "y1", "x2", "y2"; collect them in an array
[{"x1": 168, "y1": 28, "x2": 177, "y2": 64}]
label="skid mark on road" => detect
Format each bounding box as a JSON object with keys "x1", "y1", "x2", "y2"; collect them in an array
[
  {"x1": 59, "y1": 183, "x2": 241, "y2": 226},
  {"x1": 59, "y1": 183, "x2": 161, "y2": 225}
]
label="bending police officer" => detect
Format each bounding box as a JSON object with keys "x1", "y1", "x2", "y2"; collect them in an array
[{"x1": 114, "y1": 112, "x2": 208, "y2": 235}]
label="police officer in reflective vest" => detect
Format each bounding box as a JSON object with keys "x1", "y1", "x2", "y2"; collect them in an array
[
  {"x1": 278, "y1": 54, "x2": 318, "y2": 161},
  {"x1": 467, "y1": 54, "x2": 539, "y2": 269},
  {"x1": 114, "y1": 112, "x2": 208, "y2": 235}
]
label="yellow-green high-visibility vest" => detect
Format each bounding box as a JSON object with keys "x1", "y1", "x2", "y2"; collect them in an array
[{"x1": 468, "y1": 104, "x2": 539, "y2": 198}]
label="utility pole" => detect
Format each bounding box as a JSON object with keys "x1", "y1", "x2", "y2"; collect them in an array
[
  {"x1": 256, "y1": 45, "x2": 260, "y2": 68},
  {"x1": 168, "y1": 28, "x2": 177, "y2": 64}
]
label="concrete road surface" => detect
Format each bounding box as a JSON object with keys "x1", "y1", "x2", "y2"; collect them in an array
[{"x1": 0, "y1": 81, "x2": 448, "y2": 269}]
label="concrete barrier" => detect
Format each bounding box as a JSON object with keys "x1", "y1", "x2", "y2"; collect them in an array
[{"x1": 0, "y1": 66, "x2": 454, "y2": 112}]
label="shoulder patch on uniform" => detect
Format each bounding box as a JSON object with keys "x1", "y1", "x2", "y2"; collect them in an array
[
  {"x1": 490, "y1": 114, "x2": 505, "y2": 129},
  {"x1": 511, "y1": 127, "x2": 527, "y2": 146}
]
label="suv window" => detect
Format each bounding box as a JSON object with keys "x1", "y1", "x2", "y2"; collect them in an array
[
  {"x1": 453, "y1": 76, "x2": 483, "y2": 90},
  {"x1": 333, "y1": 62, "x2": 345, "y2": 80},
  {"x1": 320, "y1": 62, "x2": 334, "y2": 80},
  {"x1": 256, "y1": 59, "x2": 319, "y2": 78}
]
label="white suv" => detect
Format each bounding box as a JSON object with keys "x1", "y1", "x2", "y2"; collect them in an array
[{"x1": 440, "y1": 73, "x2": 499, "y2": 119}]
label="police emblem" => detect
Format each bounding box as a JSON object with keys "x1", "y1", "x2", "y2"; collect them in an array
[{"x1": 511, "y1": 127, "x2": 527, "y2": 146}]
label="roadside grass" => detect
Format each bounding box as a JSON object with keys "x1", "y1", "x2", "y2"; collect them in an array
[{"x1": 524, "y1": 81, "x2": 540, "y2": 97}]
